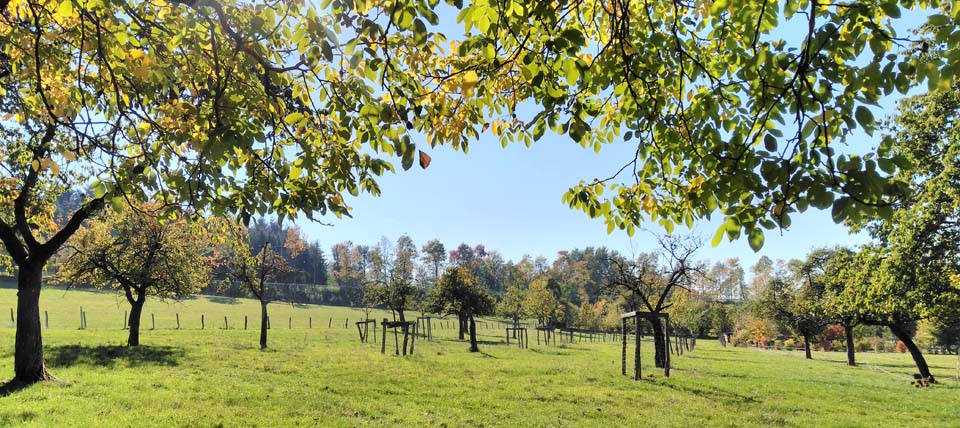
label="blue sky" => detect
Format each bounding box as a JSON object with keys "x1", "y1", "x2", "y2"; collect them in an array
[
  {"x1": 292, "y1": 5, "x2": 934, "y2": 270},
  {"x1": 296, "y1": 132, "x2": 869, "y2": 270}
]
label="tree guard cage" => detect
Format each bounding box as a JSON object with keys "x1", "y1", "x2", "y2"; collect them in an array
[
  {"x1": 356, "y1": 319, "x2": 377, "y2": 343},
  {"x1": 414, "y1": 316, "x2": 433, "y2": 340},
  {"x1": 621, "y1": 311, "x2": 671, "y2": 379},
  {"x1": 380, "y1": 319, "x2": 416, "y2": 356},
  {"x1": 505, "y1": 327, "x2": 528, "y2": 349},
  {"x1": 535, "y1": 325, "x2": 556, "y2": 346}
]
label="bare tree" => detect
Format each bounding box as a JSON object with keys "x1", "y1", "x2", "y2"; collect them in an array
[{"x1": 608, "y1": 234, "x2": 704, "y2": 368}]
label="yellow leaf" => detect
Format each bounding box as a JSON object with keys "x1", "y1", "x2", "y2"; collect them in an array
[
  {"x1": 56, "y1": 0, "x2": 74, "y2": 19},
  {"x1": 129, "y1": 49, "x2": 145, "y2": 60},
  {"x1": 641, "y1": 195, "x2": 657, "y2": 214},
  {"x1": 686, "y1": 176, "x2": 706, "y2": 193},
  {"x1": 460, "y1": 70, "x2": 479, "y2": 98}
]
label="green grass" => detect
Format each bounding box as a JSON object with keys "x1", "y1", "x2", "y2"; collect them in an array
[{"x1": 1, "y1": 288, "x2": 958, "y2": 427}]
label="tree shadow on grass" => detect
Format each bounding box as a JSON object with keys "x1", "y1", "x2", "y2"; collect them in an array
[
  {"x1": 652, "y1": 378, "x2": 760, "y2": 404},
  {"x1": 0, "y1": 380, "x2": 32, "y2": 397},
  {"x1": 207, "y1": 296, "x2": 242, "y2": 305},
  {"x1": 0, "y1": 410, "x2": 35, "y2": 423},
  {"x1": 45, "y1": 344, "x2": 184, "y2": 369}
]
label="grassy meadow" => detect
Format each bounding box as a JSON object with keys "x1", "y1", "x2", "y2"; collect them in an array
[{"x1": 1, "y1": 286, "x2": 959, "y2": 427}]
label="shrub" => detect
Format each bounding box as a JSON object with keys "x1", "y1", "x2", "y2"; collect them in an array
[
  {"x1": 783, "y1": 338, "x2": 796, "y2": 350},
  {"x1": 774, "y1": 339, "x2": 784, "y2": 350},
  {"x1": 832, "y1": 340, "x2": 846, "y2": 352},
  {"x1": 895, "y1": 341, "x2": 907, "y2": 353},
  {"x1": 855, "y1": 339, "x2": 872, "y2": 352}
]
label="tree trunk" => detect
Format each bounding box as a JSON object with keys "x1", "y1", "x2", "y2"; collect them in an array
[
  {"x1": 468, "y1": 315, "x2": 479, "y2": 352},
  {"x1": 843, "y1": 319, "x2": 856, "y2": 366},
  {"x1": 803, "y1": 332, "x2": 812, "y2": 360},
  {"x1": 14, "y1": 263, "x2": 53, "y2": 383},
  {"x1": 260, "y1": 300, "x2": 269, "y2": 350},
  {"x1": 889, "y1": 322, "x2": 934, "y2": 382},
  {"x1": 651, "y1": 318, "x2": 667, "y2": 369},
  {"x1": 458, "y1": 314, "x2": 467, "y2": 340},
  {"x1": 127, "y1": 292, "x2": 147, "y2": 347}
]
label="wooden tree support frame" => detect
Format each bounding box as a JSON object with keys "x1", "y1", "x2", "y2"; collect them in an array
[
  {"x1": 557, "y1": 328, "x2": 607, "y2": 343},
  {"x1": 505, "y1": 327, "x2": 528, "y2": 349},
  {"x1": 380, "y1": 319, "x2": 416, "y2": 356},
  {"x1": 621, "y1": 311, "x2": 671, "y2": 380},
  {"x1": 356, "y1": 319, "x2": 377, "y2": 343},
  {"x1": 414, "y1": 316, "x2": 433, "y2": 340},
  {"x1": 535, "y1": 325, "x2": 556, "y2": 346}
]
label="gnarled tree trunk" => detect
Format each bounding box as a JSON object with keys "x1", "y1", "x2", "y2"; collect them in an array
[
  {"x1": 651, "y1": 318, "x2": 667, "y2": 368},
  {"x1": 260, "y1": 300, "x2": 269, "y2": 350},
  {"x1": 803, "y1": 332, "x2": 813, "y2": 360},
  {"x1": 843, "y1": 319, "x2": 856, "y2": 366},
  {"x1": 889, "y1": 322, "x2": 934, "y2": 382},
  {"x1": 468, "y1": 315, "x2": 479, "y2": 352},
  {"x1": 458, "y1": 314, "x2": 467, "y2": 340},
  {"x1": 126, "y1": 293, "x2": 147, "y2": 346},
  {"x1": 14, "y1": 263, "x2": 53, "y2": 383}
]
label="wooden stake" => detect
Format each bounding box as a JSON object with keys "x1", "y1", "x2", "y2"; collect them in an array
[{"x1": 634, "y1": 317, "x2": 641, "y2": 381}]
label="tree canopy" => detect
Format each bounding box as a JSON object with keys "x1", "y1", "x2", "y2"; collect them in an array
[{"x1": 356, "y1": 0, "x2": 960, "y2": 247}]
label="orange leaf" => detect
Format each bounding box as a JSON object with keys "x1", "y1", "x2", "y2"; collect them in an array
[{"x1": 418, "y1": 150, "x2": 432, "y2": 169}]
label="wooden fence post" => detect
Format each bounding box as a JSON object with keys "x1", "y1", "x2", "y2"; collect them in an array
[
  {"x1": 328, "y1": 317, "x2": 332, "y2": 328},
  {"x1": 176, "y1": 313, "x2": 180, "y2": 330},
  {"x1": 289, "y1": 317, "x2": 292, "y2": 329},
  {"x1": 9, "y1": 307, "x2": 13, "y2": 323},
  {"x1": 224, "y1": 316, "x2": 229, "y2": 329},
  {"x1": 44, "y1": 310, "x2": 48, "y2": 329},
  {"x1": 123, "y1": 311, "x2": 128, "y2": 329},
  {"x1": 621, "y1": 318, "x2": 627, "y2": 376},
  {"x1": 201, "y1": 314, "x2": 205, "y2": 330},
  {"x1": 244, "y1": 315, "x2": 248, "y2": 330},
  {"x1": 380, "y1": 319, "x2": 387, "y2": 354},
  {"x1": 309, "y1": 317, "x2": 312, "y2": 329},
  {"x1": 151, "y1": 313, "x2": 156, "y2": 330},
  {"x1": 634, "y1": 317, "x2": 641, "y2": 381}
]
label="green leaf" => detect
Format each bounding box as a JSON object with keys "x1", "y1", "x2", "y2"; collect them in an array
[
  {"x1": 747, "y1": 227, "x2": 764, "y2": 251},
  {"x1": 711, "y1": 225, "x2": 726, "y2": 247},
  {"x1": 855, "y1": 106, "x2": 874, "y2": 131},
  {"x1": 562, "y1": 59, "x2": 579, "y2": 86},
  {"x1": 401, "y1": 143, "x2": 415, "y2": 170},
  {"x1": 90, "y1": 180, "x2": 107, "y2": 199},
  {"x1": 569, "y1": 118, "x2": 587, "y2": 143},
  {"x1": 928, "y1": 14, "x2": 951, "y2": 26},
  {"x1": 710, "y1": 0, "x2": 729, "y2": 15},
  {"x1": 880, "y1": 2, "x2": 901, "y2": 18},
  {"x1": 763, "y1": 134, "x2": 777, "y2": 152}
]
